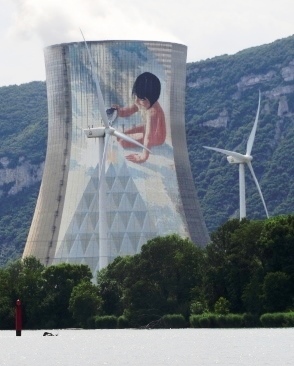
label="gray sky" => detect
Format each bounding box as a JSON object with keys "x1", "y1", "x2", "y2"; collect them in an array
[{"x1": 1, "y1": 0, "x2": 293, "y2": 87}]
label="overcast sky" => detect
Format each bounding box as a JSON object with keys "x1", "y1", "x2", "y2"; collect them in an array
[{"x1": 0, "y1": 0, "x2": 293, "y2": 87}]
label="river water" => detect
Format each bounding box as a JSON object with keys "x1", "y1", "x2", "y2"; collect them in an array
[{"x1": 0, "y1": 328, "x2": 293, "y2": 365}]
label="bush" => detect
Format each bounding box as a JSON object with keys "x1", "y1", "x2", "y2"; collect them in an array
[
  {"x1": 94, "y1": 315, "x2": 117, "y2": 329},
  {"x1": 216, "y1": 314, "x2": 244, "y2": 328},
  {"x1": 260, "y1": 312, "x2": 294, "y2": 327},
  {"x1": 190, "y1": 313, "x2": 247, "y2": 328},
  {"x1": 189, "y1": 315, "x2": 201, "y2": 328},
  {"x1": 243, "y1": 313, "x2": 260, "y2": 328},
  {"x1": 117, "y1": 315, "x2": 130, "y2": 329},
  {"x1": 190, "y1": 313, "x2": 215, "y2": 328},
  {"x1": 198, "y1": 315, "x2": 211, "y2": 328},
  {"x1": 86, "y1": 316, "x2": 96, "y2": 329},
  {"x1": 161, "y1": 314, "x2": 187, "y2": 328}
]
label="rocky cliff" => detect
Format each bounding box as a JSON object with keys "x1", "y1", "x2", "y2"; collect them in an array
[{"x1": 0, "y1": 157, "x2": 44, "y2": 196}]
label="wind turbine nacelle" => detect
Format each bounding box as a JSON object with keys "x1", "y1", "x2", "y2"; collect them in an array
[
  {"x1": 227, "y1": 155, "x2": 252, "y2": 164},
  {"x1": 84, "y1": 127, "x2": 105, "y2": 138},
  {"x1": 227, "y1": 156, "x2": 242, "y2": 164}
]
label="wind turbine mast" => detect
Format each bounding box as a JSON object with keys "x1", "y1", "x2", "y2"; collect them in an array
[{"x1": 239, "y1": 163, "x2": 246, "y2": 219}]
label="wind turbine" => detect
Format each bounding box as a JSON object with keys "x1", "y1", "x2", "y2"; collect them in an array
[
  {"x1": 80, "y1": 31, "x2": 151, "y2": 269},
  {"x1": 204, "y1": 91, "x2": 269, "y2": 220}
]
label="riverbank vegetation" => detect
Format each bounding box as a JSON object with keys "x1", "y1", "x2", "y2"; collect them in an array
[{"x1": 0, "y1": 215, "x2": 293, "y2": 329}]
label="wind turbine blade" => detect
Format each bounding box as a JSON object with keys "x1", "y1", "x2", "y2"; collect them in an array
[
  {"x1": 113, "y1": 129, "x2": 152, "y2": 153},
  {"x1": 80, "y1": 29, "x2": 109, "y2": 128},
  {"x1": 247, "y1": 162, "x2": 269, "y2": 218},
  {"x1": 246, "y1": 90, "x2": 261, "y2": 156},
  {"x1": 204, "y1": 146, "x2": 234, "y2": 156},
  {"x1": 204, "y1": 146, "x2": 246, "y2": 161}
]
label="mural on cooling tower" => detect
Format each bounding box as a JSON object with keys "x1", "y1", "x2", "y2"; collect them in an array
[{"x1": 53, "y1": 41, "x2": 190, "y2": 271}]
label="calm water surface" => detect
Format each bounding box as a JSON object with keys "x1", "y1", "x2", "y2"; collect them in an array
[{"x1": 0, "y1": 328, "x2": 293, "y2": 365}]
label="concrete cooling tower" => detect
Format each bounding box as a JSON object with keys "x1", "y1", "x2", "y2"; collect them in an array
[{"x1": 23, "y1": 40, "x2": 209, "y2": 277}]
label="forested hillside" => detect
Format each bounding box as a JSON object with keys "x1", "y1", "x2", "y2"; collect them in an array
[
  {"x1": 0, "y1": 35, "x2": 294, "y2": 265},
  {"x1": 0, "y1": 82, "x2": 47, "y2": 265},
  {"x1": 186, "y1": 35, "x2": 294, "y2": 231}
]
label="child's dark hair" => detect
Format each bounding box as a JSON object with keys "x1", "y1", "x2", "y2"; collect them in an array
[{"x1": 132, "y1": 72, "x2": 161, "y2": 107}]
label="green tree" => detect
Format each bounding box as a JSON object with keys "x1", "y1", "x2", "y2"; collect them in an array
[
  {"x1": 259, "y1": 215, "x2": 294, "y2": 276},
  {"x1": 204, "y1": 219, "x2": 241, "y2": 308},
  {"x1": 214, "y1": 297, "x2": 230, "y2": 314},
  {"x1": 262, "y1": 271, "x2": 292, "y2": 312},
  {"x1": 204, "y1": 219, "x2": 264, "y2": 312},
  {"x1": 241, "y1": 266, "x2": 264, "y2": 315},
  {"x1": 190, "y1": 300, "x2": 208, "y2": 315},
  {"x1": 69, "y1": 281, "x2": 102, "y2": 327},
  {"x1": 39, "y1": 263, "x2": 92, "y2": 328},
  {"x1": 97, "y1": 256, "x2": 134, "y2": 316},
  {"x1": 16, "y1": 256, "x2": 45, "y2": 327},
  {"x1": 0, "y1": 269, "x2": 14, "y2": 329},
  {"x1": 2, "y1": 257, "x2": 45, "y2": 328},
  {"x1": 100, "y1": 234, "x2": 205, "y2": 327}
]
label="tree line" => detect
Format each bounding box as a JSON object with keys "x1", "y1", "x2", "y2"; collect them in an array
[{"x1": 0, "y1": 215, "x2": 293, "y2": 329}]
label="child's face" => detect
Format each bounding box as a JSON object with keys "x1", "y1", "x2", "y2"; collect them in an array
[{"x1": 134, "y1": 95, "x2": 150, "y2": 110}]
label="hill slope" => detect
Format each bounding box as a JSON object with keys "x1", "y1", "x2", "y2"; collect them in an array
[
  {"x1": 0, "y1": 81, "x2": 47, "y2": 264},
  {"x1": 186, "y1": 35, "x2": 294, "y2": 231}
]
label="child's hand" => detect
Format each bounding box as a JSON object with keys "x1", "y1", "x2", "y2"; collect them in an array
[
  {"x1": 126, "y1": 153, "x2": 147, "y2": 164},
  {"x1": 112, "y1": 104, "x2": 121, "y2": 116}
]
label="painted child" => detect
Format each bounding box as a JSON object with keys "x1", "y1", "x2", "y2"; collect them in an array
[{"x1": 114, "y1": 72, "x2": 166, "y2": 164}]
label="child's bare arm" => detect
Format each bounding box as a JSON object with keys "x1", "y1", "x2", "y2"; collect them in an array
[{"x1": 113, "y1": 104, "x2": 138, "y2": 117}]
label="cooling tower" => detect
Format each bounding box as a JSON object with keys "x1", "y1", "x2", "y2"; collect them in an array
[{"x1": 23, "y1": 40, "x2": 209, "y2": 277}]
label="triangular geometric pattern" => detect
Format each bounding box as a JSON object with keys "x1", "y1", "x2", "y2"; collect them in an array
[
  {"x1": 84, "y1": 236, "x2": 99, "y2": 258},
  {"x1": 106, "y1": 157, "x2": 156, "y2": 259},
  {"x1": 109, "y1": 212, "x2": 127, "y2": 232},
  {"x1": 78, "y1": 233, "x2": 91, "y2": 254},
  {"x1": 54, "y1": 144, "x2": 156, "y2": 276},
  {"x1": 118, "y1": 194, "x2": 134, "y2": 211},
  {"x1": 69, "y1": 238, "x2": 85, "y2": 258},
  {"x1": 52, "y1": 163, "x2": 101, "y2": 272}
]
